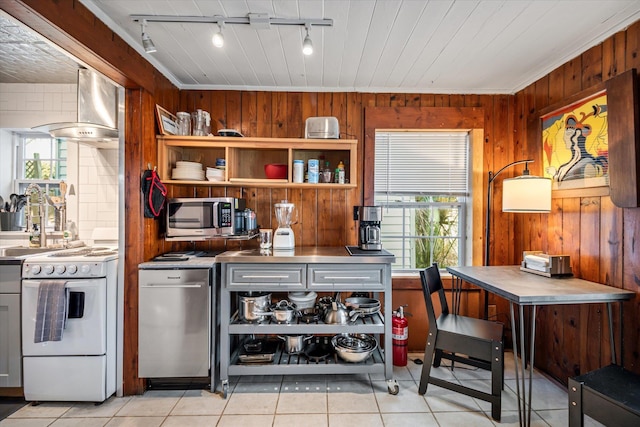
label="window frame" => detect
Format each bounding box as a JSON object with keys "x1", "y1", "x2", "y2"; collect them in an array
[
  {"x1": 363, "y1": 107, "x2": 486, "y2": 271},
  {"x1": 373, "y1": 131, "x2": 470, "y2": 272}
]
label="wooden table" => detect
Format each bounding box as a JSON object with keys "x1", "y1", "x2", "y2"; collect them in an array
[{"x1": 446, "y1": 265, "x2": 634, "y2": 427}]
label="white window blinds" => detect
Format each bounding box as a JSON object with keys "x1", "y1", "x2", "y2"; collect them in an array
[{"x1": 375, "y1": 131, "x2": 469, "y2": 195}]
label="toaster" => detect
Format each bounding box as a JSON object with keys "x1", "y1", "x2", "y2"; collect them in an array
[
  {"x1": 520, "y1": 251, "x2": 573, "y2": 277},
  {"x1": 305, "y1": 116, "x2": 339, "y2": 139}
]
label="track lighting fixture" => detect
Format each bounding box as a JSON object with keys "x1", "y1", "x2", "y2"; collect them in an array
[
  {"x1": 132, "y1": 13, "x2": 332, "y2": 55},
  {"x1": 140, "y1": 19, "x2": 156, "y2": 54},
  {"x1": 212, "y1": 22, "x2": 224, "y2": 48},
  {"x1": 302, "y1": 24, "x2": 313, "y2": 56}
]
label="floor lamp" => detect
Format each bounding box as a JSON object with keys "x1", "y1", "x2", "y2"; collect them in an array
[{"x1": 484, "y1": 159, "x2": 552, "y2": 267}]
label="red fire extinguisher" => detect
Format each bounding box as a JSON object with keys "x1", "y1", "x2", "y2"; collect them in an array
[{"x1": 392, "y1": 305, "x2": 409, "y2": 366}]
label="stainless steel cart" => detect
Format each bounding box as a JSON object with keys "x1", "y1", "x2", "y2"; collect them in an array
[{"x1": 216, "y1": 247, "x2": 397, "y2": 398}]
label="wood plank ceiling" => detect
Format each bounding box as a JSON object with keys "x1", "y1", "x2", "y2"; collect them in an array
[{"x1": 1, "y1": 1, "x2": 640, "y2": 94}]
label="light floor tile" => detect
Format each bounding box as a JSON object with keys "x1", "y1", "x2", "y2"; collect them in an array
[
  {"x1": 465, "y1": 379, "x2": 520, "y2": 413},
  {"x1": 104, "y1": 417, "x2": 164, "y2": 427},
  {"x1": 276, "y1": 381, "x2": 327, "y2": 414},
  {"x1": 327, "y1": 380, "x2": 378, "y2": 413},
  {"x1": 216, "y1": 414, "x2": 274, "y2": 427},
  {"x1": 49, "y1": 418, "x2": 109, "y2": 427},
  {"x1": 0, "y1": 419, "x2": 57, "y2": 427},
  {"x1": 161, "y1": 415, "x2": 219, "y2": 427},
  {"x1": 274, "y1": 413, "x2": 327, "y2": 427},
  {"x1": 328, "y1": 413, "x2": 383, "y2": 427},
  {"x1": 423, "y1": 382, "x2": 483, "y2": 413},
  {"x1": 235, "y1": 375, "x2": 282, "y2": 383},
  {"x1": 63, "y1": 397, "x2": 131, "y2": 418},
  {"x1": 222, "y1": 382, "x2": 280, "y2": 415},
  {"x1": 9, "y1": 403, "x2": 71, "y2": 419},
  {"x1": 505, "y1": 378, "x2": 567, "y2": 410},
  {"x1": 373, "y1": 380, "x2": 430, "y2": 413},
  {"x1": 380, "y1": 412, "x2": 439, "y2": 426},
  {"x1": 433, "y1": 410, "x2": 496, "y2": 426},
  {"x1": 115, "y1": 391, "x2": 182, "y2": 417},
  {"x1": 369, "y1": 364, "x2": 413, "y2": 381},
  {"x1": 169, "y1": 389, "x2": 227, "y2": 416},
  {"x1": 495, "y1": 410, "x2": 554, "y2": 427}
]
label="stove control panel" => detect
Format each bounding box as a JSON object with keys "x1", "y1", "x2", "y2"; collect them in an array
[{"x1": 23, "y1": 261, "x2": 108, "y2": 278}]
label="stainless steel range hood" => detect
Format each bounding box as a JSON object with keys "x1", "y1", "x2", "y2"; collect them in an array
[{"x1": 33, "y1": 68, "x2": 119, "y2": 149}]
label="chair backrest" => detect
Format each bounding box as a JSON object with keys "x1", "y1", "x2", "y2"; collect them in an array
[{"x1": 420, "y1": 263, "x2": 450, "y2": 327}]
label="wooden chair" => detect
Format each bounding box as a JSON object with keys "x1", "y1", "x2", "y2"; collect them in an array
[{"x1": 418, "y1": 263, "x2": 504, "y2": 421}]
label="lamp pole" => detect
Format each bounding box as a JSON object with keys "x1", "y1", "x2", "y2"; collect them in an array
[{"x1": 484, "y1": 159, "x2": 533, "y2": 266}]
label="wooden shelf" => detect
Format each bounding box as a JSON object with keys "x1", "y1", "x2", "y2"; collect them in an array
[{"x1": 157, "y1": 135, "x2": 357, "y2": 188}]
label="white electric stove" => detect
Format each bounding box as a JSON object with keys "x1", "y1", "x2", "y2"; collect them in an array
[{"x1": 21, "y1": 246, "x2": 118, "y2": 402}]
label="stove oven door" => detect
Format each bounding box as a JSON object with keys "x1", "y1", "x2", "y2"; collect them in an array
[{"x1": 22, "y1": 278, "x2": 107, "y2": 356}]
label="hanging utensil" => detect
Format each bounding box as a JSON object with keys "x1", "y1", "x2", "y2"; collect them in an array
[
  {"x1": 9, "y1": 194, "x2": 18, "y2": 212},
  {"x1": 0, "y1": 195, "x2": 4, "y2": 212},
  {"x1": 60, "y1": 181, "x2": 68, "y2": 199}
]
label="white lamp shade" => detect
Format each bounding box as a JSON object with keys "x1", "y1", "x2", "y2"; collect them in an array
[{"x1": 502, "y1": 175, "x2": 552, "y2": 212}]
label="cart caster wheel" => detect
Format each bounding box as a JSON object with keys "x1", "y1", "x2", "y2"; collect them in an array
[
  {"x1": 387, "y1": 379, "x2": 399, "y2": 395},
  {"x1": 222, "y1": 380, "x2": 229, "y2": 399}
]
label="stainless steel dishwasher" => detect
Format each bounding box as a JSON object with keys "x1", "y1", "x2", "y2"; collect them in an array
[{"x1": 138, "y1": 265, "x2": 211, "y2": 378}]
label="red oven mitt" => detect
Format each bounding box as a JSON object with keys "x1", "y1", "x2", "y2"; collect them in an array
[{"x1": 141, "y1": 168, "x2": 167, "y2": 218}]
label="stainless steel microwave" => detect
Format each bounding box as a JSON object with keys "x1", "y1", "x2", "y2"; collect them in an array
[{"x1": 166, "y1": 197, "x2": 246, "y2": 239}]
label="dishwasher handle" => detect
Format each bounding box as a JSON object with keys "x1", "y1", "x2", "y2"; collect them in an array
[{"x1": 140, "y1": 281, "x2": 206, "y2": 288}]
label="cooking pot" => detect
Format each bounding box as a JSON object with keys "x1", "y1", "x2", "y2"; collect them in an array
[
  {"x1": 258, "y1": 300, "x2": 298, "y2": 323},
  {"x1": 278, "y1": 334, "x2": 313, "y2": 354},
  {"x1": 238, "y1": 292, "x2": 271, "y2": 323}
]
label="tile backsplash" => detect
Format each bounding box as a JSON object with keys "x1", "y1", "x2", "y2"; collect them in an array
[{"x1": 0, "y1": 82, "x2": 119, "y2": 245}]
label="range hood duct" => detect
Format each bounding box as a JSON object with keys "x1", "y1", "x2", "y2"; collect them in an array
[{"x1": 33, "y1": 68, "x2": 119, "y2": 148}]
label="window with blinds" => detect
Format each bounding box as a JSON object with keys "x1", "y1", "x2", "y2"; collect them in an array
[{"x1": 374, "y1": 131, "x2": 470, "y2": 272}]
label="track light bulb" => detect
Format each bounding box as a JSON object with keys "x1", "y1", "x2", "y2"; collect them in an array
[
  {"x1": 302, "y1": 27, "x2": 313, "y2": 55},
  {"x1": 142, "y1": 32, "x2": 156, "y2": 53},
  {"x1": 140, "y1": 20, "x2": 156, "y2": 54},
  {"x1": 212, "y1": 23, "x2": 224, "y2": 48}
]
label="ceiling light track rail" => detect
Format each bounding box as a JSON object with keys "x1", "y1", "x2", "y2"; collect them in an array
[{"x1": 130, "y1": 14, "x2": 333, "y2": 27}]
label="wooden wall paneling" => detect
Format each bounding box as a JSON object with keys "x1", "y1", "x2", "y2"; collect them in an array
[
  {"x1": 548, "y1": 67, "x2": 565, "y2": 107},
  {"x1": 492, "y1": 95, "x2": 514, "y2": 266},
  {"x1": 123, "y1": 88, "x2": 146, "y2": 395},
  {"x1": 626, "y1": 21, "x2": 640, "y2": 70},
  {"x1": 226, "y1": 92, "x2": 242, "y2": 135},
  {"x1": 346, "y1": 92, "x2": 363, "y2": 243},
  {"x1": 464, "y1": 94, "x2": 481, "y2": 107},
  {"x1": 316, "y1": 188, "x2": 333, "y2": 246},
  {"x1": 256, "y1": 92, "x2": 272, "y2": 137},
  {"x1": 563, "y1": 57, "x2": 583, "y2": 96},
  {"x1": 301, "y1": 92, "x2": 318, "y2": 128},
  {"x1": 389, "y1": 93, "x2": 406, "y2": 107},
  {"x1": 287, "y1": 93, "x2": 303, "y2": 138},
  {"x1": 299, "y1": 189, "x2": 317, "y2": 247},
  {"x1": 622, "y1": 208, "x2": 640, "y2": 370},
  {"x1": 449, "y1": 94, "x2": 465, "y2": 108},
  {"x1": 598, "y1": 196, "x2": 623, "y2": 366},
  {"x1": 375, "y1": 94, "x2": 391, "y2": 107},
  {"x1": 581, "y1": 44, "x2": 604, "y2": 89},
  {"x1": 331, "y1": 93, "x2": 348, "y2": 138},
  {"x1": 407, "y1": 93, "x2": 421, "y2": 107},
  {"x1": 241, "y1": 92, "x2": 258, "y2": 137},
  {"x1": 318, "y1": 92, "x2": 333, "y2": 116},
  {"x1": 210, "y1": 91, "x2": 228, "y2": 133},
  {"x1": 420, "y1": 94, "x2": 436, "y2": 107},
  {"x1": 576, "y1": 197, "x2": 603, "y2": 374},
  {"x1": 271, "y1": 92, "x2": 288, "y2": 137},
  {"x1": 435, "y1": 94, "x2": 449, "y2": 107}
]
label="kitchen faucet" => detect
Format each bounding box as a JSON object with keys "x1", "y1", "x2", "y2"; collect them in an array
[{"x1": 25, "y1": 183, "x2": 47, "y2": 248}]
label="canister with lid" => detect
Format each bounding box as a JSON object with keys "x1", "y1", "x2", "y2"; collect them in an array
[
  {"x1": 176, "y1": 112, "x2": 191, "y2": 135},
  {"x1": 308, "y1": 159, "x2": 319, "y2": 183},
  {"x1": 293, "y1": 160, "x2": 304, "y2": 183}
]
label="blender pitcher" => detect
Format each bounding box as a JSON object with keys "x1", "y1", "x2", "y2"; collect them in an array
[{"x1": 273, "y1": 200, "x2": 296, "y2": 250}]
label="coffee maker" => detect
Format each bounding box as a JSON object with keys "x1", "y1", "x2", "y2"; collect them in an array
[{"x1": 354, "y1": 206, "x2": 382, "y2": 250}]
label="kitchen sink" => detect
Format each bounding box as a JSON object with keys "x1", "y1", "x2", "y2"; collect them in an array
[{"x1": 0, "y1": 246, "x2": 59, "y2": 257}]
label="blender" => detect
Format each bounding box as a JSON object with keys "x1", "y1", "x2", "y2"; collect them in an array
[{"x1": 273, "y1": 200, "x2": 296, "y2": 250}]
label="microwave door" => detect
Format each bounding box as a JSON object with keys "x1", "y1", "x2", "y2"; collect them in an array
[{"x1": 212, "y1": 201, "x2": 220, "y2": 232}]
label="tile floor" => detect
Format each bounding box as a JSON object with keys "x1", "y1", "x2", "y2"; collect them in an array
[{"x1": 1, "y1": 352, "x2": 604, "y2": 427}]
